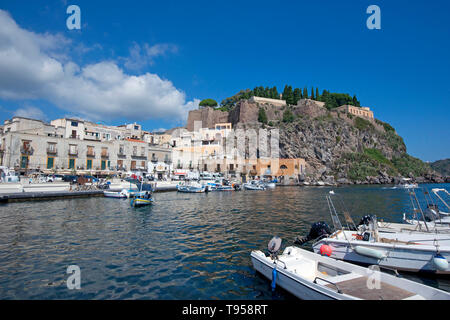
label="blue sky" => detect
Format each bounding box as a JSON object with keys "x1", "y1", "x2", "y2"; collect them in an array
[{"x1": 0, "y1": 0, "x2": 449, "y2": 162}]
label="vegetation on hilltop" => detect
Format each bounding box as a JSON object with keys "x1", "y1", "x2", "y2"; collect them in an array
[
  {"x1": 219, "y1": 85, "x2": 361, "y2": 110},
  {"x1": 199, "y1": 99, "x2": 218, "y2": 108}
]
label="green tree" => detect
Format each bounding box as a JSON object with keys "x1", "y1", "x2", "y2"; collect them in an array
[
  {"x1": 271, "y1": 86, "x2": 279, "y2": 99},
  {"x1": 282, "y1": 109, "x2": 294, "y2": 123},
  {"x1": 199, "y1": 99, "x2": 218, "y2": 108},
  {"x1": 303, "y1": 87, "x2": 308, "y2": 99},
  {"x1": 316, "y1": 88, "x2": 320, "y2": 100},
  {"x1": 311, "y1": 87, "x2": 315, "y2": 100},
  {"x1": 293, "y1": 88, "x2": 301, "y2": 105},
  {"x1": 258, "y1": 108, "x2": 268, "y2": 124}
]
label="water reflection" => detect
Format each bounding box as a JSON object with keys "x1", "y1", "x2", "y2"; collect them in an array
[{"x1": 0, "y1": 184, "x2": 449, "y2": 299}]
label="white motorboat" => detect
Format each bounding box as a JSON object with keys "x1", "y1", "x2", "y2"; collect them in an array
[
  {"x1": 263, "y1": 182, "x2": 276, "y2": 189},
  {"x1": 176, "y1": 183, "x2": 206, "y2": 193},
  {"x1": 251, "y1": 239, "x2": 450, "y2": 300},
  {"x1": 296, "y1": 194, "x2": 450, "y2": 274},
  {"x1": 243, "y1": 180, "x2": 266, "y2": 190},
  {"x1": 377, "y1": 218, "x2": 450, "y2": 234},
  {"x1": 394, "y1": 178, "x2": 418, "y2": 189},
  {"x1": 104, "y1": 189, "x2": 129, "y2": 198}
]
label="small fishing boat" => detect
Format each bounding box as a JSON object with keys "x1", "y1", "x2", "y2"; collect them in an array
[
  {"x1": 216, "y1": 185, "x2": 234, "y2": 191},
  {"x1": 251, "y1": 237, "x2": 450, "y2": 300},
  {"x1": 176, "y1": 183, "x2": 206, "y2": 193},
  {"x1": 104, "y1": 189, "x2": 128, "y2": 198},
  {"x1": 243, "y1": 180, "x2": 266, "y2": 191},
  {"x1": 394, "y1": 178, "x2": 418, "y2": 189},
  {"x1": 130, "y1": 191, "x2": 154, "y2": 207}
]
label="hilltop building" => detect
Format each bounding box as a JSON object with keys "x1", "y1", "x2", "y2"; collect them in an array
[{"x1": 337, "y1": 105, "x2": 374, "y2": 120}]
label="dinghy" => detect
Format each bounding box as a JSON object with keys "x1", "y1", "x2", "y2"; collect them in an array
[
  {"x1": 251, "y1": 239, "x2": 450, "y2": 300},
  {"x1": 243, "y1": 180, "x2": 266, "y2": 190},
  {"x1": 176, "y1": 183, "x2": 206, "y2": 193},
  {"x1": 103, "y1": 189, "x2": 128, "y2": 198}
]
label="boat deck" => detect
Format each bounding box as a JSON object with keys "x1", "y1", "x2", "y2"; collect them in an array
[{"x1": 326, "y1": 276, "x2": 417, "y2": 300}]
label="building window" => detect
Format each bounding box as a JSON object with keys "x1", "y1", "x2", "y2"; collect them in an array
[
  {"x1": 71, "y1": 121, "x2": 78, "y2": 127},
  {"x1": 134, "y1": 125, "x2": 139, "y2": 130},
  {"x1": 69, "y1": 159, "x2": 76, "y2": 169},
  {"x1": 101, "y1": 160, "x2": 106, "y2": 170},
  {"x1": 86, "y1": 159, "x2": 92, "y2": 170},
  {"x1": 131, "y1": 161, "x2": 136, "y2": 170},
  {"x1": 20, "y1": 156, "x2": 29, "y2": 169},
  {"x1": 47, "y1": 157, "x2": 54, "y2": 169}
]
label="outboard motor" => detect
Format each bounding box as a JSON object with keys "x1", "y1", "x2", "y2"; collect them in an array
[
  {"x1": 268, "y1": 236, "x2": 282, "y2": 259},
  {"x1": 358, "y1": 215, "x2": 375, "y2": 227},
  {"x1": 294, "y1": 221, "x2": 332, "y2": 245}
]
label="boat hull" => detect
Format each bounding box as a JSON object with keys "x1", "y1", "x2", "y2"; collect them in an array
[
  {"x1": 312, "y1": 238, "x2": 450, "y2": 275},
  {"x1": 131, "y1": 198, "x2": 154, "y2": 207},
  {"x1": 251, "y1": 252, "x2": 339, "y2": 300}
]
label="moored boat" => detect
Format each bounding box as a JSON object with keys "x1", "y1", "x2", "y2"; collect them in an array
[
  {"x1": 130, "y1": 191, "x2": 154, "y2": 207},
  {"x1": 251, "y1": 238, "x2": 450, "y2": 300},
  {"x1": 176, "y1": 183, "x2": 206, "y2": 193},
  {"x1": 104, "y1": 189, "x2": 128, "y2": 198},
  {"x1": 243, "y1": 180, "x2": 266, "y2": 191}
]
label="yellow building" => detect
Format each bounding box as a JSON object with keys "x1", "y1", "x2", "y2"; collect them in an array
[{"x1": 337, "y1": 105, "x2": 374, "y2": 120}]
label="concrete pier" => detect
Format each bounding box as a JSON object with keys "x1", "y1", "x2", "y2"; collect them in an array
[{"x1": 0, "y1": 190, "x2": 104, "y2": 203}]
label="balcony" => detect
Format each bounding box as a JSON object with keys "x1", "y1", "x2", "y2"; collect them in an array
[
  {"x1": 68, "y1": 149, "x2": 78, "y2": 156},
  {"x1": 151, "y1": 156, "x2": 158, "y2": 163},
  {"x1": 118, "y1": 149, "x2": 126, "y2": 157},
  {"x1": 87, "y1": 151, "x2": 96, "y2": 157},
  {"x1": 47, "y1": 147, "x2": 58, "y2": 155},
  {"x1": 131, "y1": 153, "x2": 147, "y2": 159},
  {"x1": 69, "y1": 135, "x2": 81, "y2": 140},
  {"x1": 101, "y1": 151, "x2": 109, "y2": 158},
  {"x1": 20, "y1": 146, "x2": 34, "y2": 155}
]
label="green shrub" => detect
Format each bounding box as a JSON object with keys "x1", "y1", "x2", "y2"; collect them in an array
[
  {"x1": 363, "y1": 148, "x2": 391, "y2": 165},
  {"x1": 258, "y1": 108, "x2": 268, "y2": 124},
  {"x1": 282, "y1": 109, "x2": 294, "y2": 123},
  {"x1": 354, "y1": 117, "x2": 374, "y2": 131}
]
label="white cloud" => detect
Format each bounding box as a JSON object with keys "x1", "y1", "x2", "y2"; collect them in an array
[
  {"x1": 14, "y1": 106, "x2": 46, "y2": 121},
  {"x1": 122, "y1": 42, "x2": 178, "y2": 71},
  {"x1": 0, "y1": 10, "x2": 197, "y2": 123}
]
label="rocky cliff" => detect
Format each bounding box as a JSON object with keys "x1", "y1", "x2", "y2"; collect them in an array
[{"x1": 185, "y1": 99, "x2": 443, "y2": 184}]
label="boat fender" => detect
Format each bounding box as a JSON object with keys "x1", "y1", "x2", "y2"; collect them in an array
[
  {"x1": 354, "y1": 246, "x2": 386, "y2": 260},
  {"x1": 433, "y1": 254, "x2": 449, "y2": 271},
  {"x1": 271, "y1": 267, "x2": 277, "y2": 291},
  {"x1": 319, "y1": 244, "x2": 333, "y2": 257}
]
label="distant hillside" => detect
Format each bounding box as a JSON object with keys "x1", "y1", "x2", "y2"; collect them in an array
[
  {"x1": 430, "y1": 159, "x2": 450, "y2": 176},
  {"x1": 186, "y1": 98, "x2": 443, "y2": 184}
]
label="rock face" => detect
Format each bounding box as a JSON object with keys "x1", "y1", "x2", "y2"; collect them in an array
[
  {"x1": 186, "y1": 107, "x2": 229, "y2": 131},
  {"x1": 294, "y1": 99, "x2": 327, "y2": 118},
  {"x1": 228, "y1": 100, "x2": 259, "y2": 125}
]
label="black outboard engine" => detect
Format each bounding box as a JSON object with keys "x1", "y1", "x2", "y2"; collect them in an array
[
  {"x1": 294, "y1": 221, "x2": 332, "y2": 245},
  {"x1": 358, "y1": 215, "x2": 375, "y2": 227}
]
